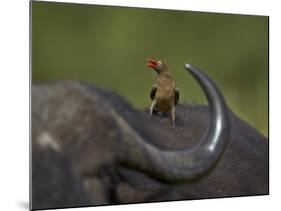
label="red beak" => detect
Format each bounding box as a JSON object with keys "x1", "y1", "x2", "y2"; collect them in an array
[{"x1": 146, "y1": 58, "x2": 158, "y2": 69}]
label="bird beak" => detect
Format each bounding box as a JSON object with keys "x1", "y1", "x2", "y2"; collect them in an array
[{"x1": 146, "y1": 58, "x2": 158, "y2": 69}]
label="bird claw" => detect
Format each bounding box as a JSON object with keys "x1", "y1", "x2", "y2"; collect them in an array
[
  {"x1": 172, "y1": 119, "x2": 176, "y2": 128},
  {"x1": 149, "y1": 109, "x2": 153, "y2": 117}
]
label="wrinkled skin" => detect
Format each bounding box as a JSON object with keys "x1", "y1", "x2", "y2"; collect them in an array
[{"x1": 31, "y1": 78, "x2": 268, "y2": 209}]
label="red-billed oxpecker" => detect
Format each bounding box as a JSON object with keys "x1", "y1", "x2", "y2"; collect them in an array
[{"x1": 146, "y1": 58, "x2": 180, "y2": 127}]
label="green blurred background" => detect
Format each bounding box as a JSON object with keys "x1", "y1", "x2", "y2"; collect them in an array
[{"x1": 31, "y1": 1, "x2": 268, "y2": 136}]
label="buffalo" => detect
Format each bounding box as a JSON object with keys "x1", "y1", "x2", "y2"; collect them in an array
[{"x1": 31, "y1": 64, "x2": 268, "y2": 210}]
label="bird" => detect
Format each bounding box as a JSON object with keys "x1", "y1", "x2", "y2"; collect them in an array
[{"x1": 146, "y1": 58, "x2": 180, "y2": 127}]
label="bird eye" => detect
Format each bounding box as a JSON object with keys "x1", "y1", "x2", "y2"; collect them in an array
[{"x1": 158, "y1": 61, "x2": 162, "y2": 65}]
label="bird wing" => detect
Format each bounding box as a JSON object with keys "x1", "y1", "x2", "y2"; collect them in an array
[
  {"x1": 150, "y1": 84, "x2": 157, "y2": 100},
  {"x1": 174, "y1": 86, "x2": 180, "y2": 105}
]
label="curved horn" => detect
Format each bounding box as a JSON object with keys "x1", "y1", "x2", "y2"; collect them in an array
[{"x1": 118, "y1": 64, "x2": 230, "y2": 182}]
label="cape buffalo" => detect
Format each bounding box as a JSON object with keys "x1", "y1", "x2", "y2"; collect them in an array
[{"x1": 31, "y1": 64, "x2": 268, "y2": 210}]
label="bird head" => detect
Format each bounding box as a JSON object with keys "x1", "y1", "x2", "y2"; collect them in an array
[{"x1": 146, "y1": 58, "x2": 167, "y2": 73}]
